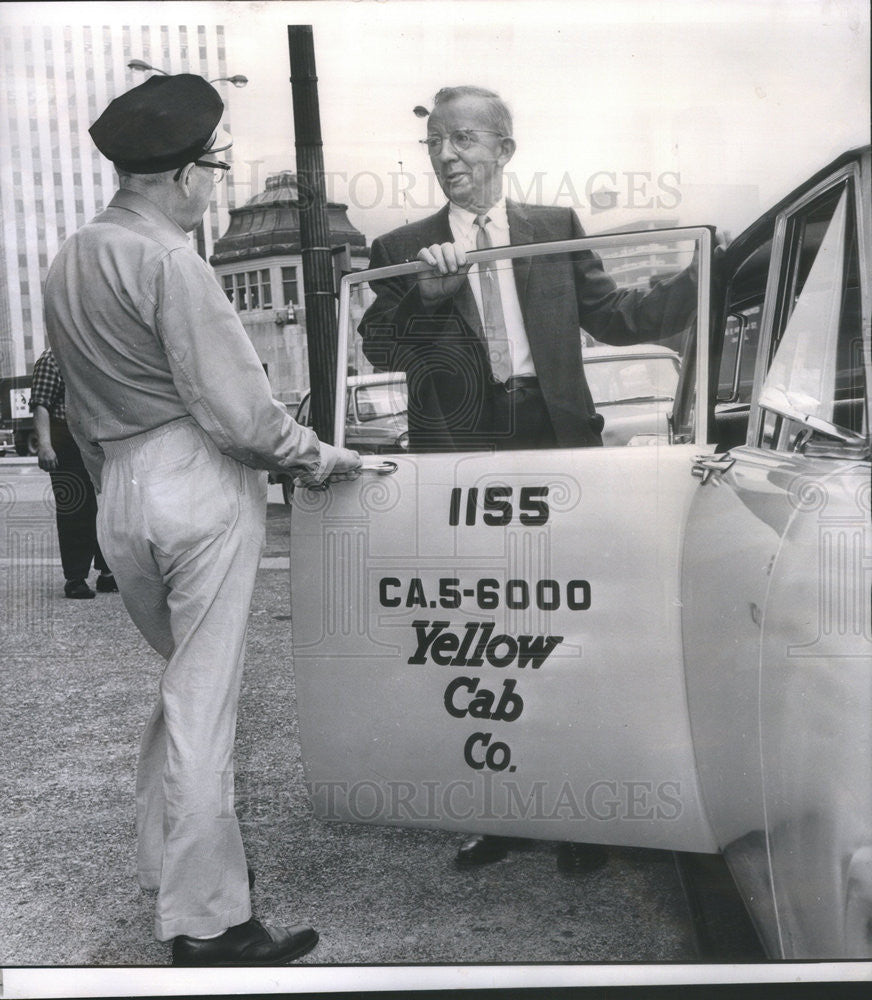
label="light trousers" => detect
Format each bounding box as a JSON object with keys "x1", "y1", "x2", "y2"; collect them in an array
[{"x1": 98, "y1": 417, "x2": 267, "y2": 940}]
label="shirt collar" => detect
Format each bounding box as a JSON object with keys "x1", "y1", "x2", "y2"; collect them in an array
[
  {"x1": 449, "y1": 196, "x2": 509, "y2": 237},
  {"x1": 106, "y1": 188, "x2": 188, "y2": 238}
]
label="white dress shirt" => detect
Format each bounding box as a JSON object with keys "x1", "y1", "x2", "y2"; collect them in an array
[{"x1": 447, "y1": 199, "x2": 536, "y2": 377}]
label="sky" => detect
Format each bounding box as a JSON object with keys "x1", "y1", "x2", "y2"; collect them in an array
[{"x1": 5, "y1": 0, "x2": 871, "y2": 243}]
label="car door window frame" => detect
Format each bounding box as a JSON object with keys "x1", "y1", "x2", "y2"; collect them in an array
[
  {"x1": 718, "y1": 301, "x2": 764, "y2": 406},
  {"x1": 747, "y1": 161, "x2": 869, "y2": 453},
  {"x1": 335, "y1": 227, "x2": 714, "y2": 451}
]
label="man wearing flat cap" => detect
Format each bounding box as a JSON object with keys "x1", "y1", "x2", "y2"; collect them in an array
[{"x1": 44, "y1": 73, "x2": 360, "y2": 966}]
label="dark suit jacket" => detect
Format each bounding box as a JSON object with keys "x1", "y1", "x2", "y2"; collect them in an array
[{"x1": 359, "y1": 201, "x2": 695, "y2": 450}]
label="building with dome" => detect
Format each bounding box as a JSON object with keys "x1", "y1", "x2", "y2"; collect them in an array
[{"x1": 210, "y1": 169, "x2": 369, "y2": 403}]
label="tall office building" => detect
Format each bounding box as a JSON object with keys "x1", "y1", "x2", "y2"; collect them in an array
[{"x1": 0, "y1": 20, "x2": 239, "y2": 376}]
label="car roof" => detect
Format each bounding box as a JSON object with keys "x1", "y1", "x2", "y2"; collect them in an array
[
  {"x1": 296, "y1": 372, "x2": 406, "y2": 400},
  {"x1": 724, "y1": 145, "x2": 870, "y2": 270},
  {"x1": 582, "y1": 344, "x2": 680, "y2": 362},
  {"x1": 346, "y1": 372, "x2": 407, "y2": 388}
]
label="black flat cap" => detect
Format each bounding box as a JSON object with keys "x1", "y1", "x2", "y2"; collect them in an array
[{"x1": 89, "y1": 73, "x2": 224, "y2": 174}]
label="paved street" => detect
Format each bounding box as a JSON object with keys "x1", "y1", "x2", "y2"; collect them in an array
[{"x1": 1, "y1": 456, "x2": 701, "y2": 971}]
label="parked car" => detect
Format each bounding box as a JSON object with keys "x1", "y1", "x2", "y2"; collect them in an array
[
  {"x1": 582, "y1": 343, "x2": 681, "y2": 446},
  {"x1": 0, "y1": 375, "x2": 37, "y2": 456},
  {"x1": 271, "y1": 373, "x2": 408, "y2": 503},
  {"x1": 295, "y1": 372, "x2": 409, "y2": 455},
  {"x1": 288, "y1": 147, "x2": 870, "y2": 959}
]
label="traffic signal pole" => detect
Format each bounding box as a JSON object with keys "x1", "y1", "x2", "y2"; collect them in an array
[{"x1": 288, "y1": 25, "x2": 337, "y2": 444}]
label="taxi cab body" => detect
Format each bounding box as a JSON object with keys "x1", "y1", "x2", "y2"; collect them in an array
[{"x1": 288, "y1": 148, "x2": 871, "y2": 959}]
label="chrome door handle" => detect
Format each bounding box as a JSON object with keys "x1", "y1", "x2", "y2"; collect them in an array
[
  {"x1": 360, "y1": 460, "x2": 398, "y2": 475},
  {"x1": 305, "y1": 459, "x2": 399, "y2": 491},
  {"x1": 691, "y1": 453, "x2": 735, "y2": 484}
]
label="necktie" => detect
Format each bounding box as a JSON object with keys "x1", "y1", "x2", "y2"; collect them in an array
[{"x1": 473, "y1": 215, "x2": 513, "y2": 383}]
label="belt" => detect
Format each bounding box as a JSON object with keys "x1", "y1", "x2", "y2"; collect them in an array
[{"x1": 494, "y1": 375, "x2": 540, "y2": 393}]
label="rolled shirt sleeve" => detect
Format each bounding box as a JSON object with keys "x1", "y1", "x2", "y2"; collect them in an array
[{"x1": 29, "y1": 350, "x2": 64, "y2": 417}]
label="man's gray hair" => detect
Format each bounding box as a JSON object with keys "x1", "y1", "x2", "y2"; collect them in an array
[
  {"x1": 117, "y1": 168, "x2": 175, "y2": 189},
  {"x1": 432, "y1": 86, "x2": 513, "y2": 138}
]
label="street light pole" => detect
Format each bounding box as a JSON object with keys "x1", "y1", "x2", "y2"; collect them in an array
[
  {"x1": 127, "y1": 60, "x2": 248, "y2": 87},
  {"x1": 126, "y1": 61, "x2": 247, "y2": 260},
  {"x1": 287, "y1": 25, "x2": 338, "y2": 445},
  {"x1": 126, "y1": 59, "x2": 167, "y2": 75}
]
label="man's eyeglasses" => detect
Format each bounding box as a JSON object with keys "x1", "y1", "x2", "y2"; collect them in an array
[
  {"x1": 173, "y1": 159, "x2": 232, "y2": 183},
  {"x1": 419, "y1": 129, "x2": 505, "y2": 154}
]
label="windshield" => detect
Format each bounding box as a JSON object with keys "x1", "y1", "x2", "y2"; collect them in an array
[
  {"x1": 354, "y1": 382, "x2": 408, "y2": 421},
  {"x1": 583, "y1": 355, "x2": 680, "y2": 406}
]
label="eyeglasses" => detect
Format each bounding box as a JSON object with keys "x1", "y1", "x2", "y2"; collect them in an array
[
  {"x1": 173, "y1": 159, "x2": 231, "y2": 183},
  {"x1": 419, "y1": 129, "x2": 505, "y2": 153}
]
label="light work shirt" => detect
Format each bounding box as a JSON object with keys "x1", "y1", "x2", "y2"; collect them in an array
[
  {"x1": 44, "y1": 188, "x2": 337, "y2": 489},
  {"x1": 448, "y1": 198, "x2": 536, "y2": 377}
]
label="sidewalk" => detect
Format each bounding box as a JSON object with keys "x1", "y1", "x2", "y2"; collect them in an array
[
  {"x1": 1, "y1": 502, "x2": 473, "y2": 968},
  {"x1": 0, "y1": 503, "x2": 315, "y2": 966},
  {"x1": 1, "y1": 503, "x2": 698, "y2": 973}
]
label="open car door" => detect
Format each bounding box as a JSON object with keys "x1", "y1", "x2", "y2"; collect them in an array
[{"x1": 290, "y1": 228, "x2": 718, "y2": 853}]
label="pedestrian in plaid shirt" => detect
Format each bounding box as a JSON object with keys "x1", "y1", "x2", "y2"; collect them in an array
[{"x1": 30, "y1": 348, "x2": 116, "y2": 598}]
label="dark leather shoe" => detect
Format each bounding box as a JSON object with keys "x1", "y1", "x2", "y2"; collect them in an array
[
  {"x1": 455, "y1": 834, "x2": 514, "y2": 866},
  {"x1": 556, "y1": 842, "x2": 609, "y2": 873},
  {"x1": 95, "y1": 573, "x2": 118, "y2": 593},
  {"x1": 64, "y1": 579, "x2": 95, "y2": 599},
  {"x1": 172, "y1": 918, "x2": 317, "y2": 966}
]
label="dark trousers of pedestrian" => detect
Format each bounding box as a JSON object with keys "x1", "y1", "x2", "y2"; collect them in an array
[{"x1": 48, "y1": 420, "x2": 109, "y2": 580}]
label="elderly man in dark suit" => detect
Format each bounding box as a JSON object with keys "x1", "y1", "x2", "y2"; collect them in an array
[
  {"x1": 359, "y1": 85, "x2": 697, "y2": 869},
  {"x1": 360, "y1": 85, "x2": 696, "y2": 454}
]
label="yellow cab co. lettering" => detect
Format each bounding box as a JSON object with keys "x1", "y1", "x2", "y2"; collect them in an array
[
  {"x1": 408, "y1": 620, "x2": 564, "y2": 669},
  {"x1": 445, "y1": 676, "x2": 523, "y2": 721},
  {"x1": 463, "y1": 732, "x2": 515, "y2": 772},
  {"x1": 407, "y1": 616, "x2": 565, "y2": 777}
]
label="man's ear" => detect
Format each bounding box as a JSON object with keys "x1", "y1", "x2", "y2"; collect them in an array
[
  {"x1": 175, "y1": 163, "x2": 195, "y2": 193},
  {"x1": 497, "y1": 136, "x2": 516, "y2": 166}
]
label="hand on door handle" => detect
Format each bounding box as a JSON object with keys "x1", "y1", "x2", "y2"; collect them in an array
[
  {"x1": 300, "y1": 459, "x2": 398, "y2": 491},
  {"x1": 360, "y1": 460, "x2": 398, "y2": 476}
]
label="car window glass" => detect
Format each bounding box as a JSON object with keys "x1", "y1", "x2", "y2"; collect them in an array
[
  {"x1": 354, "y1": 382, "x2": 409, "y2": 421},
  {"x1": 758, "y1": 182, "x2": 866, "y2": 449},
  {"x1": 346, "y1": 234, "x2": 705, "y2": 451},
  {"x1": 584, "y1": 354, "x2": 679, "y2": 405},
  {"x1": 296, "y1": 396, "x2": 311, "y2": 426}
]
